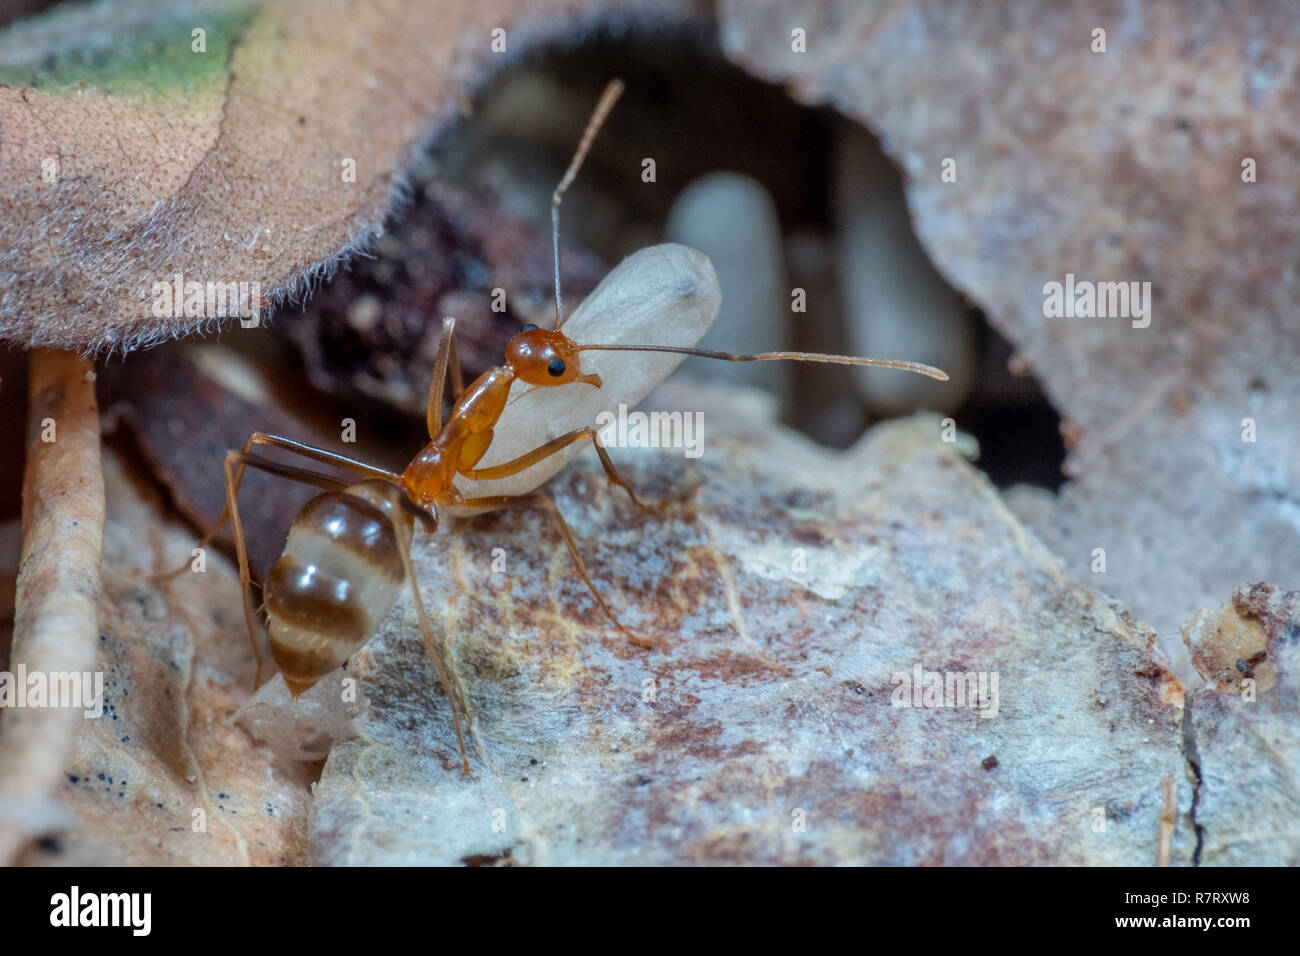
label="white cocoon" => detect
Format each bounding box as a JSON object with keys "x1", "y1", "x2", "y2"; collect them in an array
[{"x1": 450, "y1": 243, "x2": 721, "y2": 503}]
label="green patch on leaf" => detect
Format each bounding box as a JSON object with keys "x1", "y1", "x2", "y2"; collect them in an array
[{"x1": 0, "y1": 2, "x2": 257, "y2": 95}]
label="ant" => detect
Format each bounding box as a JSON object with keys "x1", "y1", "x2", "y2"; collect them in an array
[{"x1": 168, "y1": 79, "x2": 948, "y2": 775}]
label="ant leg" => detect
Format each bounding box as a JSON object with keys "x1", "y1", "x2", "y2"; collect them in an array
[
  {"x1": 220, "y1": 451, "x2": 350, "y2": 689},
  {"x1": 242, "y1": 432, "x2": 400, "y2": 482},
  {"x1": 382, "y1": 498, "x2": 472, "y2": 775},
  {"x1": 448, "y1": 326, "x2": 465, "y2": 400},
  {"x1": 426, "y1": 317, "x2": 457, "y2": 437},
  {"x1": 458, "y1": 491, "x2": 658, "y2": 650},
  {"x1": 460, "y1": 425, "x2": 660, "y2": 510},
  {"x1": 150, "y1": 431, "x2": 400, "y2": 582}
]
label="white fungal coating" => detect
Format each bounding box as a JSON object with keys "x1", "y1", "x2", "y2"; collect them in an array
[{"x1": 451, "y1": 243, "x2": 721, "y2": 503}]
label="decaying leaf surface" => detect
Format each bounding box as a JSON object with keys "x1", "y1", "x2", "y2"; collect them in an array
[
  {"x1": 0, "y1": 351, "x2": 104, "y2": 864},
  {"x1": 14, "y1": 451, "x2": 313, "y2": 866},
  {"x1": 1182, "y1": 584, "x2": 1300, "y2": 866},
  {"x1": 717, "y1": 0, "x2": 1300, "y2": 639},
  {"x1": 0, "y1": 0, "x2": 702, "y2": 352},
  {"x1": 6, "y1": 0, "x2": 1291, "y2": 868},
  {"x1": 22, "y1": 378, "x2": 1294, "y2": 866},
  {"x1": 307, "y1": 389, "x2": 1189, "y2": 865}
]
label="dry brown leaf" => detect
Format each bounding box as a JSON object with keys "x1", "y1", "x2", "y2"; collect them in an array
[
  {"x1": 7, "y1": 376, "x2": 1198, "y2": 865},
  {"x1": 717, "y1": 0, "x2": 1300, "y2": 640},
  {"x1": 303, "y1": 392, "x2": 1190, "y2": 865},
  {"x1": 715, "y1": 0, "x2": 1300, "y2": 865},
  {"x1": 15, "y1": 450, "x2": 314, "y2": 865},
  {"x1": 7, "y1": 0, "x2": 1293, "y2": 868},
  {"x1": 0, "y1": 0, "x2": 703, "y2": 352},
  {"x1": 0, "y1": 351, "x2": 103, "y2": 864},
  {"x1": 1181, "y1": 584, "x2": 1300, "y2": 866}
]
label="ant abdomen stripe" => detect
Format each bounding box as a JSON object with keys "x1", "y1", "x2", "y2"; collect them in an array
[
  {"x1": 295, "y1": 492, "x2": 406, "y2": 576},
  {"x1": 264, "y1": 489, "x2": 409, "y2": 695}
]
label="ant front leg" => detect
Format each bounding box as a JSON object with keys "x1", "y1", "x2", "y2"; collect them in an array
[
  {"x1": 425, "y1": 316, "x2": 467, "y2": 437},
  {"x1": 460, "y1": 425, "x2": 662, "y2": 511},
  {"x1": 448, "y1": 324, "x2": 465, "y2": 400},
  {"x1": 459, "y1": 491, "x2": 658, "y2": 650}
]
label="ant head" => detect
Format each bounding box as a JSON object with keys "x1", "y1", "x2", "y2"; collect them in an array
[{"x1": 505, "y1": 325, "x2": 603, "y2": 388}]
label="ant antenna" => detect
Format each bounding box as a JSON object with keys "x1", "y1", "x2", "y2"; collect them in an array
[
  {"x1": 576, "y1": 344, "x2": 950, "y2": 381},
  {"x1": 552, "y1": 79, "x2": 625, "y2": 331}
]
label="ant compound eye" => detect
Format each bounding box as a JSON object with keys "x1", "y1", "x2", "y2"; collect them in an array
[
  {"x1": 521, "y1": 324, "x2": 538, "y2": 332},
  {"x1": 548, "y1": 358, "x2": 566, "y2": 377}
]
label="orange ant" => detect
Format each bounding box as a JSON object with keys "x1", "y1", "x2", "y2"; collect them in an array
[{"x1": 171, "y1": 79, "x2": 947, "y2": 775}]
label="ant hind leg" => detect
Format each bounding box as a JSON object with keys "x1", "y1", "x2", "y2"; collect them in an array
[
  {"x1": 223, "y1": 451, "x2": 350, "y2": 689},
  {"x1": 149, "y1": 431, "x2": 398, "y2": 583}
]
